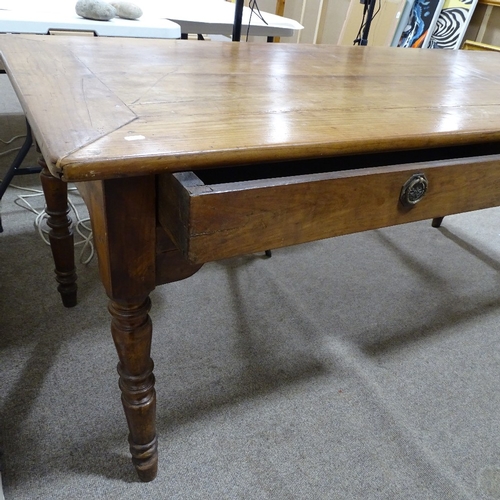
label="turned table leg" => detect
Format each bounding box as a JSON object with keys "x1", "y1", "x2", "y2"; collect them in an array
[
  {"x1": 77, "y1": 176, "x2": 158, "y2": 481},
  {"x1": 109, "y1": 297, "x2": 157, "y2": 482},
  {"x1": 39, "y1": 160, "x2": 77, "y2": 308}
]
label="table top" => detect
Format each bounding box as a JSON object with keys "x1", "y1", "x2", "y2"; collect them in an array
[{"x1": 1, "y1": 34, "x2": 500, "y2": 182}]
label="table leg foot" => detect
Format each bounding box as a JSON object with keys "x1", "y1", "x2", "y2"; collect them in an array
[
  {"x1": 432, "y1": 216, "x2": 444, "y2": 228},
  {"x1": 130, "y1": 437, "x2": 158, "y2": 482},
  {"x1": 109, "y1": 297, "x2": 158, "y2": 482},
  {"x1": 39, "y1": 162, "x2": 77, "y2": 308}
]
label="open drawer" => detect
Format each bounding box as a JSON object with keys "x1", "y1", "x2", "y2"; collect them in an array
[{"x1": 158, "y1": 147, "x2": 500, "y2": 264}]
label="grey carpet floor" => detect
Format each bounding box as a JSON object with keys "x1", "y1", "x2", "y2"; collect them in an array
[{"x1": 2, "y1": 91, "x2": 500, "y2": 499}]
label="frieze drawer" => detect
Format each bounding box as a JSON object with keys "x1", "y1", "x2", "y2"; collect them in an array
[{"x1": 158, "y1": 151, "x2": 500, "y2": 264}]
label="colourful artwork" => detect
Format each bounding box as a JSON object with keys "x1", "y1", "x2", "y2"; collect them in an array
[
  {"x1": 391, "y1": 0, "x2": 416, "y2": 46},
  {"x1": 427, "y1": 0, "x2": 479, "y2": 49},
  {"x1": 397, "y1": 0, "x2": 445, "y2": 48}
]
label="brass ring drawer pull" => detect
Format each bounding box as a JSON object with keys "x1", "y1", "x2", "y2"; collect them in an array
[{"x1": 400, "y1": 173, "x2": 428, "y2": 207}]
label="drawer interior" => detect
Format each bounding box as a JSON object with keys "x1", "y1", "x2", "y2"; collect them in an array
[{"x1": 194, "y1": 143, "x2": 500, "y2": 186}]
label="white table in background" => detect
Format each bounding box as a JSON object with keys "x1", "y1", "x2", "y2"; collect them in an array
[
  {"x1": 0, "y1": 0, "x2": 181, "y2": 38},
  {"x1": 0, "y1": 0, "x2": 302, "y2": 40},
  {"x1": 141, "y1": 0, "x2": 303, "y2": 39}
]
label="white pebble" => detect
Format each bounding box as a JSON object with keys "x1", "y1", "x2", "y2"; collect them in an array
[
  {"x1": 75, "y1": 0, "x2": 116, "y2": 21},
  {"x1": 110, "y1": 1, "x2": 143, "y2": 20}
]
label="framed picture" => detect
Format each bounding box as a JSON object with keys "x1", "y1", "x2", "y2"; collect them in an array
[
  {"x1": 391, "y1": 0, "x2": 416, "y2": 46},
  {"x1": 397, "y1": 0, "x2": 445, "y2": 47},
  {"x1": 427, "y1": 0, "x2": 479, "y2": 49}
]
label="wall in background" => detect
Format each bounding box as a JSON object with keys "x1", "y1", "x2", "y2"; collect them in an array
[
  {"x1": 465, "y1": 3, "x2": 500, "y2": 46},
  {"x1": 250, "y1": 0, "x2": 350, "y2": 44},
  {"x1": 254, "y1": 0, "x2": 500, "y2": 47}
]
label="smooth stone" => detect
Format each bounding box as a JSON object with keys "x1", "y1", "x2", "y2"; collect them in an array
[
  {"x1": 110, "y1": 1, "x2": 143, "y2": 20},
  {"x1": 75, "y1": 0, "x2": 116, "y2": 21}
]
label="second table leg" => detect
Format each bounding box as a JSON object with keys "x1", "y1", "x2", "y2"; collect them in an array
[{"x1": 39, "y1": 160, "x2": 77, "y2": 308}]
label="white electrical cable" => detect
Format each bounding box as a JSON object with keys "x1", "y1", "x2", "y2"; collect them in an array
[
  {"x1": 0, "y1": 134, "x2": 25, "y2": 145},
  {"x1": 0, "y1": 134, "x2": 25, "y2": 157},
  {"x1": 6, "y1": 182, "x2": 95, "y2": 264},
  {"x1": 2, "y1": 133, "x2": 94, "y2": 264},
  {"x1": 0, "y1": 146, "x2": 21, "y2": 157}
]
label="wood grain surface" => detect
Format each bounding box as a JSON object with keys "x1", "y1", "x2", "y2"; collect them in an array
[{"x1": 2, "y1": 35, "x2": 500, "y2": 181}]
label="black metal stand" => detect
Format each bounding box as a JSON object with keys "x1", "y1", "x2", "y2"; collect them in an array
[
  {"x1": 232, "y1": 1, "x2": 274, "y2": 43},
  {"x1": 355, "y1": 0, "x2": 377, "y2": 46},
  {"x1": 232, "y1": 0, "x2": 245, "y2": 41},
  {"x1": 0, "y1": 119, "x2": 41, "y2": 233}
]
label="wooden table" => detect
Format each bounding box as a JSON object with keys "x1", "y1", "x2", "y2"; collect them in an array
[{"x1": 2, "y1": 35, "x2": 500, "y2": 482}]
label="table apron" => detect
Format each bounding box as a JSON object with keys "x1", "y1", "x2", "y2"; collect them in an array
[{"x1": 158, "y1": 155, "x2": 500, "y2": 263}]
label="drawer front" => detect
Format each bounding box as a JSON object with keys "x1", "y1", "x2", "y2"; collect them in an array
[{"x1": 158, "y1": 155, "x2": 500, "y2": 264}]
